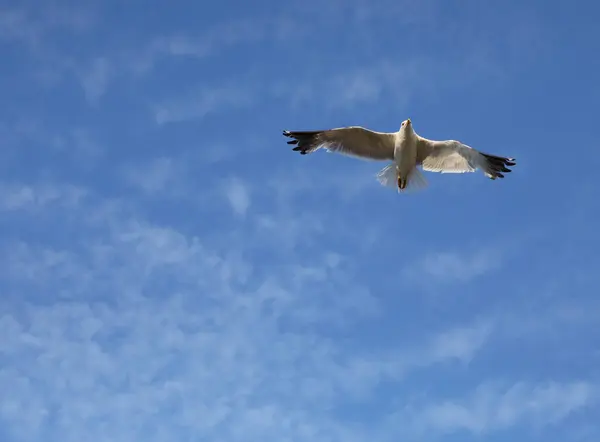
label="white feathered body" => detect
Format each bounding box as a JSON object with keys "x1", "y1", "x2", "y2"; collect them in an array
[{"x1": 394, "y1": 127, "x2": 418, "y2": 180}]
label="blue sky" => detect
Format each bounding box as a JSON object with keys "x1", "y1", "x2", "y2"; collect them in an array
[{"x1": 1, "y1": 0, "x2": 599, "y2": 441}]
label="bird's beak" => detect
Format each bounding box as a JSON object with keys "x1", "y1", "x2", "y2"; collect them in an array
[{"x1": 407, "y1": 119, "x2": 411, "y2": 125}]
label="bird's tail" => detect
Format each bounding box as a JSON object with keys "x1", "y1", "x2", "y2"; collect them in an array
[
  {"x1": 376, "y1": 164, "x2": 428, "y2": 193},
  {"x1": 376, "y1": 164, "x2": 399, "y2": 189}
]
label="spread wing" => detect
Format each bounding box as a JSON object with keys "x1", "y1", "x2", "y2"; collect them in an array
[
  {"x1": 416, "y1": 136, "x2": 516, "y2": 180},
  {"x1": 282, "y1": 126, "x2": 395, "y2": 161}
]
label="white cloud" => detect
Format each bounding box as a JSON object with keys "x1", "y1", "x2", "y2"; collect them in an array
[
  {"x1": 128, "y1": 15, "x2": 297, "y2": 75},
  {"x1": 0, "y1": 183, "x2": 86, "y2": 211},
  {"x1": 2, "y1": 9, "x2": 300, "y2": 100},
  {"x1": 224, "y1": 177, "x2": 251, "y2": 217},
  {"x1": 271, "y1": 59, "x2": 426, "y2": 112},
  {"x1": 425, "y1": 320, "x2": 494, "y2": 363},
  {"x1": 403, "y1": 247, "x2": 502, "y2": 286},
  {"x1": 2, "y1": 167, "x2": 597, "y2": 442},
  {"x1": 154, "y1": 83, "x2": 255, "y2": 124},
  {"x1": 119, "y1": 149, "x2": 242, "y2": 203},
  {"x1": 122, "y1": 157, "x2": 178, "y2": 195},
  {"x1": 4, "y1": 1, "x2": 541, "y2": 115},
  {"x1": 0, "y1": 5, "x2": 94, "y2": 53},
  {"x1": 158, "y1": 18, "x2": 269, "y2": 58},
  {"x1": 150, "y1": 49, "x2": 503, "y2": 124},
  {"x1": 0, "y1": 187, "x2": 501, "y2": 442},
  {"x1": 77, "y1": 57, "x2": 113, "y2": 105},
  {"x1": 134, "y1": 0, "x2": 433, "y2": 73},
  {"x1": 404, "y1": 381, "x2": 597, "y2": 436},
  {"x1": 1, "y1": 119, "x2": 104, "y2": 170},
  {"x1": 153, "y1": 59, "x2": 425, "y2": 124}
]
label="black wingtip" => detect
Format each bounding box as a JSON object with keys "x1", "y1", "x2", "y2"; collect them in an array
[
  {"x1": 281, "y1": 129, "x2": 324, "y2": 155},
  {"x1": 481, "y1": 152, "x2": 516, "y2": 179}
]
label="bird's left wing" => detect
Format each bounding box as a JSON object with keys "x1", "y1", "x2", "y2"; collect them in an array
[
  {"x1": 283, "y1": 126, "x2": 396, "y2": 161},
  {"x1": 416, "y1": 136, "x2": 516, "y2": 180}
]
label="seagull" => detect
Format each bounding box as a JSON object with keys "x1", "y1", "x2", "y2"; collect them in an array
[{"x1": 282, "y1": 119, "x2": 516, "y2": 192}]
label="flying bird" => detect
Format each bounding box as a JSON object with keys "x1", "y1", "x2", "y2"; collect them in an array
[{"x1": 282, "y1": 119, "x2": 516, "y2": 192}]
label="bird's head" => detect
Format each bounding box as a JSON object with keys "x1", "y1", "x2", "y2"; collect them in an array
[{"x1": 400, "y1": 118, "x2": 413, "y2": 133}]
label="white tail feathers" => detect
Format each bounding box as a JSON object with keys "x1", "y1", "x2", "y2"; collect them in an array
[
  {"x1": 376, "y1": 164, "x2": 399, "y2": 189},
  {"x1": 406, "y1": 167, "x2": 429, "y2": 191},
  {"x1": 376, "y1": 163, "x2": 428, "y2": 193}
]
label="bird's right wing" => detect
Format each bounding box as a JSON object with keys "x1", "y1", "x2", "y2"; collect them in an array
[
  {"x1": 282, "y1": 126, "x2": 396, "y2": 161},
  {"x1": 416, "y1": 136, "x2": 516, "y2": 179}
]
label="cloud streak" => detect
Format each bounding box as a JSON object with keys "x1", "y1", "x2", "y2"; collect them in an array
[
  {"x1": 402, "y1": 247, "x2": 503, "y2": 286},
  {"x1": 402, "y1": 381, "x2": 597, "y2": 437},
  {"x1": 0, "y1": 183, "x2": 87, "y2": 212},
  {"x1": 0, "y1": 181, "x2": 501, "y2": 442},
  {"x1": 225, "y1": 177, "x2": 251, "y2": 217}
]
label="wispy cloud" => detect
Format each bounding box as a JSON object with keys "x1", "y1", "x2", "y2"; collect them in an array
[
  {"x1": 141, "y1": 16, "x2": 296, "y2": 65},
  {"x1": 424, "y1": 320, "x2": 494, "y2": 363},
  {"x1": 122, "y1": 157, "x2": 179, "y2": 195},
  {"x1": 1, "y1": 7, "x2": 299, "y2": 103},
  {"x1": 154, "y1": 82, "x2": 255, "y2": 125},
  {"x1": 272, "y1": 62, "x2": 409, "y2": 112},
  {"x1": 150, "y1": 43, "x2": 519, "y2": 125},
  {"x1": 3, "y1": 0, "x2": 544, "y2": 115},
  {"x1": 119, "y1": 147, "x2": 244, "y2": 204},
  {"x1": 0, "y1": 6, "x2": 93, "y2": 50},
  {"x1": 402, "y1": 247, "x2": 502, "y2": 286},
  {"x1": 1, "y1": 120, "x2": 104, "y2": 175},
  {"x1": 224, "y1": 177, "x2": 251, "y2": 217},
  {"x1": 152, "y1": 57, "x2": 433, "y2": 125},
  {"x1": 0, "y1": 183, "x2": 87, "y2": 212},
  {"x1": 403, "y1": 381, "x2": 597, "y2": 437},
  {"x1": 76, "y1": 56, "x2": 113, "y2": 105},
  {"x1": 0, "y1": 181, "x2": 499, "y2": 441}
]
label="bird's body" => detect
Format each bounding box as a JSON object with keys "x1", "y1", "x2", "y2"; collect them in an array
[
  {"x1": 393, "y1": 123, "x2": 418, "y2": 190},
  {"x1": 283, "y1": 119, "x2": 516, "y2": 192}
]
